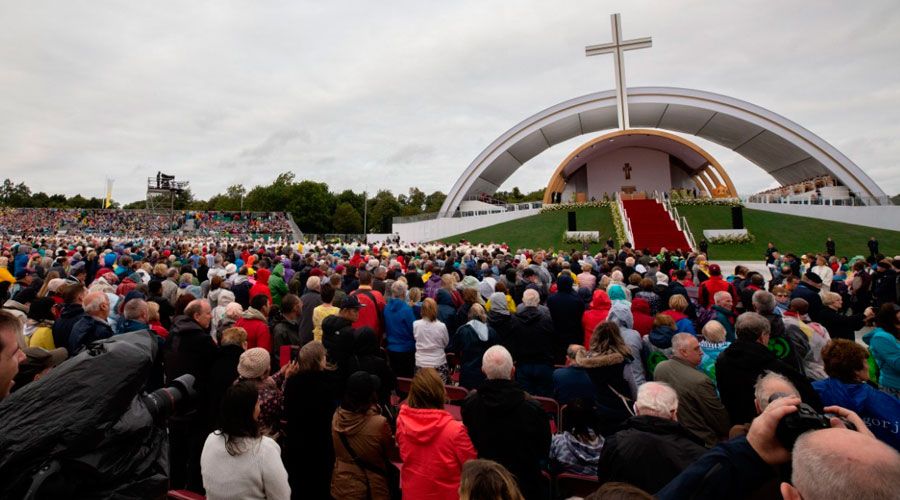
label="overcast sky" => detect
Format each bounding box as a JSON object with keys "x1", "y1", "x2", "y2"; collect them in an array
[{"x1": 1, "y1": 1, "x2": 898, "y2": 204}]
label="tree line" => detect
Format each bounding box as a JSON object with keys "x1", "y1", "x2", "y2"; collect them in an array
[{"x1": 0, "y1": 174, "x2": 544, "y2": 234}]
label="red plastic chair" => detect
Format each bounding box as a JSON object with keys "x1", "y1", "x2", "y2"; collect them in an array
[
  {"x1": 168, "y1": 490, "x2": 205, "y2": 500},
  {"x1": 533, "y1": 396, "x2": 560, "y2": 433},
  {"x1": 396, "y1": 377, "x2": 413, "y2": 394},
  {"x1": 444, "y1": 403, "x2": 463, "y2": 420},
  {"x1": 555, "y1": 472, "x2": 600, "y2": 498},
  {"x1": 445, "y1": 384, "x2": 469, "y2": 403}
]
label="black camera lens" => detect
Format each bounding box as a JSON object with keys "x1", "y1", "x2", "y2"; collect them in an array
[{"x1": 142, "y1": 374, "x2": 196, "y2": 420}]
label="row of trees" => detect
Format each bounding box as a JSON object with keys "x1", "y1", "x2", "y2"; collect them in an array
[{"x1": 1, "y1": 174, "x2": 544, "y2": 234}]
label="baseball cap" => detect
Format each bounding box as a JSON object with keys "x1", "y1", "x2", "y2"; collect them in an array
[
  {"x1": 708, "y1": 264, "x2": 721, "y2": 275},
  {"x1": 340, "y1": 295, "x2": 366, "y2": 310}
]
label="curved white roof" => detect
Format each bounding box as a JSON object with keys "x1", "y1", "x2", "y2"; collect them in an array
[{"x1": 441, "y1": 87, "x2": 889, "y2": 214}]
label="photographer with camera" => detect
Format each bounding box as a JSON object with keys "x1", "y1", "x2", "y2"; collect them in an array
[{"x1": 657, "y1": 396, "x2": 900, "y2": 499}]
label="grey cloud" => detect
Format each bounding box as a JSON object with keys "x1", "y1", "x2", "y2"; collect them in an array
[{"x1": 238, "y1": 130, "x2": 310, "y2": 160}]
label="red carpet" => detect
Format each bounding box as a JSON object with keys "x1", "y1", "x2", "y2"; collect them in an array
[{"x1": 621, "y1": 199, "x2": 691, "y2": 253}]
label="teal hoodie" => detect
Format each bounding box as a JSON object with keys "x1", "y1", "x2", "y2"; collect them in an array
[{"x1": 863, "y1": 327, "x2": 900, "y2": 391}]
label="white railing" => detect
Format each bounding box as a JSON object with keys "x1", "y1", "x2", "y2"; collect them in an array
[{"x1": 615, "y1": 192, "x2": 634, "y2": 245}]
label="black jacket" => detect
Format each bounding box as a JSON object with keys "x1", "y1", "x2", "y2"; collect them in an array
[
  {"x1": 163, "y1": 315, "x2": 216, "y2": 414},
  {"x1": 546, "y1": 276, "x2": 585, "y2": 360},
  {"x1": 322, "y1": 314, "x2": 355, "y2": 372},
  {"x1": 598, "y1": 415, "x2": 707, "y2": 494},
  {"x1": 462, "y1": 379, "x2": 551, "y2": 500},
  {"x1": 512, "y1": 307, "x2": 555, "y2": 366},
  {"x1": 790, "y1": 281, "x2": 824, "y2": 321},
  {"x1": 715, "y1": 340, "x2": 822, "y2": 426},
  {"x1": 207, "y1": 343, "x2": 243, "y2": 422},
  {"x1": 284, "y1": 370, "x2": 339, "y2": 500},
  {"x1": 345, "y1": 328, "x2": 396, "y2": 404},
  {"x1": 67, "y1": 315, "x2": 114, "y2": 355},
  {"x1": 298, "y1": 290, "x2": 322, "y2": 344},
  {"x1": 817, "y1": 306, "x2": 866, "y2": 342},
  {"x1": 52, "y1": 303, "x2": 85, "y2": 352},
  {"x1": 488, "y1": 311, "x2": 521, "y2": 353}
]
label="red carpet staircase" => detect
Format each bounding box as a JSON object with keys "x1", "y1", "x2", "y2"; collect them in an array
[{"x1": 621, "y1": 199, "x2": 692, "y2": 253}]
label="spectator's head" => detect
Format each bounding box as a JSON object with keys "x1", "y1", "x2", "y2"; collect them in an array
[
  {"x1": 320, "y1": 283, "x2": 335, "y2": 305},
  {"x1": 407, "y1": 287, "x2": 422, "y2": 304},
  {"x1": 653, "y1": 313, "x2": 676, "y2": 331},
  {"x1": 306, "y1": 276, "x2": 321, "y2": 292},
  {"x1": 522, "y1": 289, "x2": 540, "y2": 308},
  {"x1": 753, "y1": 371, "x2": 799, "y2": 413},
  {"x1": 789, "y1": 298, "x2": 809, "y2": 316},
  {"x1": 221, "y1": 327, "x2": 248, "y2": 349},
  {"x1": 561, "y1": 398, "x2": 598, "y2": 438},
  {"x1": 821, "y1": 339, "x2": 870, "y2": 384},
  {"x1": 482, "y1": 345, "x2": 514, "y2": 380},
  {"x1": 709, "y1": 263, "x2": 722, "y2": 276},
  {"x1": 328, "y1": 273, "x2": 341, "y2": 288},
  {"x1": 238, "y1": 347, "x2": 270, "y2": 381},
  {"x1": 123, "y1": 298, "x2": 149, "y2": 324},
  {"x1": 185, "y1": 299, "x2": 212, "y2": 329},
  {"x1": 634, "y1": 382, "x2": 678, "y2": 420},
  {"x1": 782, "y1": 428, "x2": 900, "y2": 500},
  {"x1": 672, "y1": 333, "x2": 703, "y2": 367},
  {"x1": 565, "y1": 344, "x2": 584, "y2": 364},
  {"x1": 422, "y1": 298, "x2": 437, "y2": 321},
  {"x1": 342, "y1": 371, "x2": 379, "y2": 413},
  {"x1": 752, "y1": 290, "x2": 776, "y2": 314},
  {"x1": 458, "y1": 459, "x2": 524, "y2": 500},
  {"x1": 12, "y1": 346, "x2": 66, "y2": 393},
  {"x1": 874, "y1": 303, "x2": 900, "y2": 337},
  {"x1": 358, "y1": 270, "x2": 372, "y2": 286},
  {"x1": 281, "y1": 294, "x2": 301, "y2": 317},
  {"x1": 772, "y1": 285, "x2": 790, "y2": 304},
  {"x1": 713, "y1": 290, "x2": 732, "y2": 309},
  {"x1": 83, "y1": 291, "x2": 110, "y2": 320},
  {"x1": 391, "y1": 280, "x2": 408, "y2": 300},
  {"x1": 468, "y1": 303, "x2": 486, "y2": 322},
  {"x1": 821, "y1": 291, "x2": 843, "y2": 311},
  {"x1": 61, "y1": 281, "x2": 85, "y2": 305},
  {"x1": 701, "y1": 320, "x2": 727, "y2": 344},
  {"x1": 667, "y1": 294, "x2": 688, "y2": 313},
  {"x1": 217, "y1": 380, "x2": 260, "y2": 456},
  {"x1": 224, "y1": 301, "x2": 243, "y2": 320},
  {"x1": 590, "y1": 321, "x2": 630, "y2": 357},
  {"x1": 735, "y1": 312, "x2": 770, "y2": 345},
  {"x1": 298, "y1": 341, "x2": 327, "y2": 373},
  {"x1": 407, "y1": 367, "x2": 445, "y2": 409},
  {"x1": 584, "y1": 482, "x2": 653, "y2": 500},
  {"x1": 0, "y1": 311, "x2": 26, "y2": 399},
  {"x1": 249, "y1": 294, "x2": 270, "y2": 316}
]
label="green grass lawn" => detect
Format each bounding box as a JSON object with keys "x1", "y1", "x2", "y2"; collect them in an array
[
  {"x1": 441, "y1": 205, "x2": 900, "y2": 260},
  {"x1": 677, "y1": 206, "x2": 900, "y2": 260},
  {"x1": 443, "y1": 207, "x2": 618, "y2": 254}
]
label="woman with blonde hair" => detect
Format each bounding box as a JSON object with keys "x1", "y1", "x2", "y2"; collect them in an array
[
  {"x1": 458, "y1": 459, "x2": 524, "y2": 500},
  {"x1": 413, "y1": 298, "x2": 450, "y2": 382},
  {"x1": 396, "y1": 368, "x2": 477, "y2": 500}
]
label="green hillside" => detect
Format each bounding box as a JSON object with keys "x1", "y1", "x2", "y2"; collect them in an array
[
  {"x1": 444, "y1": 205, "x2": 900, "y2": 260},
  {"x1": 442, "y1": 207, "x2": 618, "y2": 254}
]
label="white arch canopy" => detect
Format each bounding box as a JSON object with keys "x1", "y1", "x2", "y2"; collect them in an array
[{"x1": 441, "y1": 87, "x2": 889, "y2": 215}]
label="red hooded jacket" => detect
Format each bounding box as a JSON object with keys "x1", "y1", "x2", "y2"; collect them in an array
[
  {"x1": 582, "y1": 290, "x2": 612, "y2": 348},
  {"x1": 395, "y1": 405, "x2": 477, "y2": 500},
  {"x1": 249, "y1": 268, "x2": 273, "y2": 304},
  {"x1": 631, "y1": 298, "x2": 654, "y2": 336}
]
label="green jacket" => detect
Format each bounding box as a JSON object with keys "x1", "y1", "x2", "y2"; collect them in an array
[{"x1": 269, "y1": 263, "x2": 289, "y2": 307}]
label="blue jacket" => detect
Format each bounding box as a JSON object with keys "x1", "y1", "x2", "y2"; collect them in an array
[
  {"x1": 384, "y1": 298, "x2": 415, "y2": 353},
  {"x1": 864, "y1": 327, "x2": 900, "y2": 391},
  {"x1": 657, "y1": 437, "x2": 776, "y2": 499},
  {"x1": 552, "y1": 365, "x2": 596, "y2": 405},
  {"x1": 813, "y1": 377, "x2": 900, "y2": 451},
  {"x1": 67, "y1": 315, "x2": 114, "y2": 355}
]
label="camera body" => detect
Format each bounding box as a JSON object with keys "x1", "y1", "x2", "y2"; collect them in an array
[{"x1": 774, "y1": 402, "x2": 858, "y2": 448}]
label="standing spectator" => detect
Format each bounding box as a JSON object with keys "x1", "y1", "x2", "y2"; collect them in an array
[
  {"x1": 350, "y1": 271, "x2": 386, "y2": 340},
  {"x1": 606, "y1": 302, "x2": 646, "y2": 397},
  {"x1": 396, "y1": 368, "x2": 477, "y2": 500},
  {"x1": 487, "y1": 291, "x2": 520, "y2": 352},
  {"x1": 660, "y1": 295, "x2": 696, "y2": 335},
  {"x1": 863, "y1": 303, "x2": 900, "y2": 398},
  {"x1": 284, "y1": 341, "x2": 338, "y2": 499},
  {"x1": 235, "y1": 295, "x2": 272, "y2": 353},
  {"x1": 323, "y1": 295, "x2": 363, "y2": 376},
  {"x1": 272, "y1": 293, "x2": 301, "y2": 360},
  {"x1": 346, "y1": 327, "x2": 397, "y2": 405},
  {"x1": 462, "y1": 346, "x2": 551, "y2": 500},
  {"x1": 237, "y1": 347, "x2": 294, "y2": 438},
  {"x1": 311, "y1": 284, "x2": 339, "y2": 343},
  {"x1": 268, "y1": 263, "x2": 288, "y2": 308},
  {"x1": 0, "y1": 311, "x2": 26, "y2": 401},
  {"x1": 207, "y1": 327, "x2": 247, "y2": 425},
  {"x1": 200, "y1": 381, "x2": 290, "y2": 500},
  {"x1": 249, "y1": 268, "x2": 273, "y2": 305},
  {"x1": 384, "y1": 280, "x2": 416, "y2": 378},
  {"x1": 790, "y1": 271, "x2": 824, "y2": 321},
  {"x1": 654, "y1": 334, "x2": 729, "y2": 447},
  {"x1": 868, "y1": 236, "x2": 879, "y2": 258},
  {"x1": 597, "y1": 382, "x2": 707, "y2": 493},
  {"x1": 553, "y1": 344, "x2": 596, "y2": 406},
  {"x1": 711, "y1": 291, "x2": 736, "y2": 342},
  {"x1": 413, "y1": 298, "x2": 450, "y2": 383},
  {"x1": 51, "y1": 282, "x2": 86, "y2": 352},
  {"x1": 512, "y1": 289, "x2": 556, "y2": 397},
  {"x1": 581, "y1": 290, "x2": 611, "y2": 349},
  {"x1": 698, "y1": 321, "x2": 729, "y2": 381},
  {"x1": 698, "y1": 264, "x2": 736, "y2": 309},
  {"x1": 714, "y1": 312, "x2": 822, "y2": 426},
  {"x1": 298, "y1": 277, "x2": 323, "y2": 344},
  {"x1": 547, "y1": 274, "x2": 585, "y2": 363},
  {"x1": 818, "y1": 292, "x2": 873, "y2": 341},
  {"x1": 331, "y1": 371, "x2": 397, "y2": 500},
  {"x1": 448, "y1": 304, "x2": 499, "y2": 390}
]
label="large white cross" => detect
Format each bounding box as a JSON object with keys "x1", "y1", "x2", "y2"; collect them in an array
[{"x1": 585, "y1": 13, "x2": 652, "y2": 130}]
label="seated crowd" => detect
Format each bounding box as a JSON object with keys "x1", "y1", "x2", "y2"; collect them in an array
[{"x1": 0, "y1": 234, "x2": 898, "y2": 499}]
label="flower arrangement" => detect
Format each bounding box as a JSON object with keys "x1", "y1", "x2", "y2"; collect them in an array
[
  {"x1": 609, "y1": 203, "x2": 627, "y2": 245},
  {"x1": 671, "y1": 198, "x2": 743, "y2": 207},
  {"x1": 708, "y1": 231, "x2": 756, "y2": 244},
  {"x1": 562, "y1": 231, "x2": 600, "y2": 244},
  {"x1": 541, "y1": 200, "x2": 612, "y2": 212}
]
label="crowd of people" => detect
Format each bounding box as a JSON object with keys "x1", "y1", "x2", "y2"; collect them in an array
[
  {"x1": 0, "y1": 208, "x2": 291, "y2": 239},
  {"x1": 0, "y1": 231, "x2": 898, "y2": 499}
]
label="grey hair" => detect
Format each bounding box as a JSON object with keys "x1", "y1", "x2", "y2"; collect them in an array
[
  {"x1": 671, "y1": 333, "x2": 697, "y2": 355},
  {"x1": 635, "y1": 382, "x2": 678, "y2": 419},
  {"x1": 713, "y1": 290, "x2": 731, "y2": 305},
  {"x1": 123, "y1": 298, "x2": 148, "y2": 321},
  {"x1": 791, "y1": 431, "x2": 900, "y2": 499},
  {"x1": 522, "y1": 289, "x2": 540, "y2": 307},
  {"x1": 306, "y1": 276, "x2": 321, "y2": 291},
  {"x1": 391, "y1": 279, "x2": 408, "y2": 300},
  {"x1": 752, "y1": 290, "x2": 776, "y2": 314},
  {"x1": 735, "y1": 312, "x2": 771, "y2": 342},
  {"x1": 753, "y1": 371, "x2": 798, "y2": 411},
  {"x1": 482, "y1": 345, "x2": 514, "y2": 380},
  {"x1": 83, "y1": 291, "x2": 109, "y2": 314}
]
